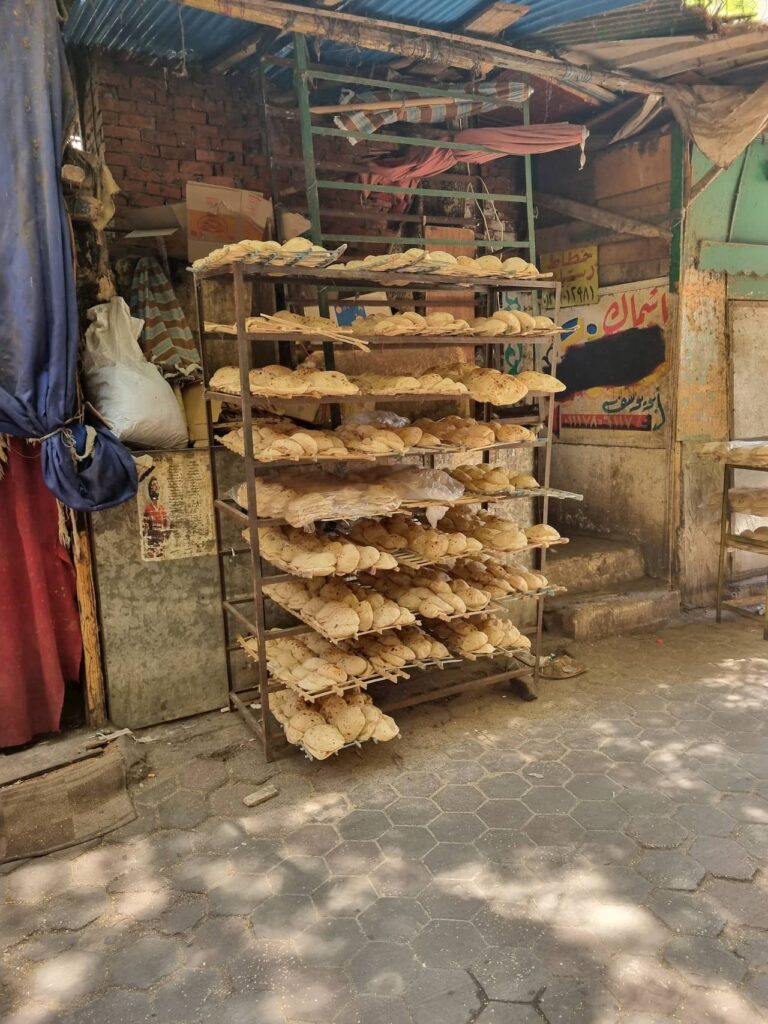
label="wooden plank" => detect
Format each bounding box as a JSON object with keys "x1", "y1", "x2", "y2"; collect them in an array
[
  {"x1": 599, "y1": 259, "x2": 668, "y2": 287},
  {"x1": 180, "y1": 0, "x2": 661, "y2": 98},
  {"x1": 462, "y1": 2, "x2": 529, "y2": 36},
  {"x1": 535, "y1": 191, "x2": 672, "y2": 240},
  {"x1": 74, "y1": 522, "x2": 108, "y2": 728},
  {"x1": 598, "y1": 236, "x2": 670, "y2": 265}
]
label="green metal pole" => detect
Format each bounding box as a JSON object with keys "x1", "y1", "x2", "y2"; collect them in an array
[
  {"x1": 669, "y1": 123, "x2": 685, "y2": 293},
  {"x1": 523, "y1": 97, "x2": 536, "y2": 270}
]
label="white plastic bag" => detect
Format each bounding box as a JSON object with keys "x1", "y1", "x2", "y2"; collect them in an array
[{"x1": 83, "y1": 297, "x2": 188, "y2": 449}]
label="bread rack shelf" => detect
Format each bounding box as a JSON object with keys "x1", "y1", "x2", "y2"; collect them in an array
[
  {"x1": 716, "y1": 459, "x2": 768, "y2": 639},
  {"x1": 194, "y1": 258, "x2": 565, "y2": 761}
]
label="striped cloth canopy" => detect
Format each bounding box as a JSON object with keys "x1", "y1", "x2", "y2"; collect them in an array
[
  {"x1": 334, "y1": 79, "x2": 534, "y2": 140},
  {"x1": 129, "y1": 257, "x2": 201, "y2": 380}
]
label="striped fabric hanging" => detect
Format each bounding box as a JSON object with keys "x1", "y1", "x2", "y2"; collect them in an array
[{"x1": 129, "y1": 257, "x2": 201, "y2": 380}]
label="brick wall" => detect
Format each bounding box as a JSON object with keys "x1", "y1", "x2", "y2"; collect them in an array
[{"x1": 85, "y1": 54, "x2": 283, "y2": 216}]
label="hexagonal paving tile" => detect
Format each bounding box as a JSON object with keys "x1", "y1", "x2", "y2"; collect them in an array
[
  {"x1": 664, "y1": 935, "x2": 746, "y2": 987},
  {"x1": 472, "y1": 901, "x2": 544, "y2": 948},
  {"x1": 673, "y1": 803, "x2": 735, "y2": 837},
  {"x1": 637, "y1": 852, "x2": 705, "y2": 891},
  {"x1": 428, "y1": 812, "x2": 486, "y2": 844},
  {"x1": 268, "y1": 855, "x2": 329, "y2": 895},
  {"x1": 647, "y1": 891, "x2": 726, "y2": 937},
  {"x1": 474, "y1": 1004, "x2": 540, "y2": 1023},
  {"x1": 565, "y1": 774, "x2": 620, "y2": 801},
  {"x1": 387, "y1": 797, "x2": 441, "y2": 826},
  {"x1": 294, "y1": 917, "x2": 366, "y2": 964},
  {"x1": 474, "y1": 829, "x2": 536, "y2": 865},
  {"x1": 424, "y1": 843, "x2": 489, "y2": 880},
  {"x1": 478, "y1": 750, "x2": 526, "y2": 773},
  {"x1": 700, "y1": 766, "x2": 756, "y2": 793},
  {"x1": 578, "y1": 831, "x2": 640, "y2": 866},
  {"x1": 616, "y1": 790, "x2": 674, "y2": 817},
  {"x1": 525, "y1": 814, "x2": 586, "y2": 847},
  {"x1": 418, "y1": 879, "x2": 484, "y2": 921},
  {"x1": 208, "y1": 875, "x2": 272, "y2": 915},
  {"x1": 378, "y1": 825, "x2": 437, "y2": 859},
  {"x1": 477, "y1": 774, "x2": 530, "y2": 800},
  {"x1": 736, "y1": 823, "x2": 768, "y2": 858},
  {"x1": 436, "y1": 759, "x2": 487, "y2": 785},
  {"x1": 394, "y1": 772, "x2": 442, "y2": 798},
  {"x1": 688, "y1": 836, "x2": 756, "y2": 880},
  {"x1": 472, "y1": 947, "x2": 550, "y2": 1001},
  {"x1": 283, "y1": 824, "x2": 340, "y2": 857},
  {"x1": 359, "y1": 897, "x2": 428, "y2": 942},
  {"x1": 250, "y1": 893, "x2": 318, "y2": 940},
  {"x1": 627, "y1": 816, "x2": 689, "y2": 849},
  {"x1": 404, "y1": 967, "x2": 482, "y2": 1024},
  {"x1": 434, "y1": 785, "x2": 486, "y2": 813},
  {"x1": 411, "y1": 918, "x2": 487, "y2": 969},
  {"x1": 349, "y1": 940, "x2": 421, "y2": 996},
  {"x1": 370, "y1": 857, "x2": 431, "y2": 897},
  {"x1": 571, "y1": 800, "x2": 628, "y2": 831},
  {"x1": 476, "y1": 800, "x2": 531, "y2": 829},
  {"x1": 561, "y1": 751, "x2": 615, "y2": 775},
  {"x1": 108, "y1": 937, "x2": 179, "y2": 989},
  {"x1": 539, "y1": 976, "x2": 620, "y2": 1024},
  {"x1": 521, "y1": 787, "x2": 576, "y2": 815},
  {"x1": 740, "y1": 754, "x2": 768, "y2": 779},
  {"x1": 325, "y1": 841, "x2": 383, "y2": 876},
  {"x1": 338, "y1": 810, "x2": 391, "y2": 841},
  {"x1": 313, "y1": 876, "x2": 378, "y2": 918},
  {"x1": 603, "y1": 953, "x2": 686, "y2": 1017},
  {"x1": 348, "y1": 781, "x2": 398, "y2": 810},
  {"x1": 522, "y1": 762, "x2": 572, "y2": 786}
]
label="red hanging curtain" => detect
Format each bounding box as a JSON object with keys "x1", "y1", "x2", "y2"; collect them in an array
[{"x1": 0, "y1": 439, "x2": 82, "y2": 748}]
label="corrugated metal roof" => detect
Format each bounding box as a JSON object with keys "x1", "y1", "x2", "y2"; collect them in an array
[
  {"x1": 63, "y1": 0, "x2": 699, "y2": 65},
  {"x1": 64, "y1": 0, "x2": 253, "y2": 63}
]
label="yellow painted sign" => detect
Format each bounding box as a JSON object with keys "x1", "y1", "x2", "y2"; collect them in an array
[{"x1": 540, "y1": 246, "x2": 599, "y2": 308}]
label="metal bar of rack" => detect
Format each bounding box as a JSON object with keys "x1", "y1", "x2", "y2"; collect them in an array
[
  {"x1": 195, "y1": 260, "x2": 563, "y2": 760},
  {"x1": 716, "y1": 460, "x2": 768, "y2": 640}
]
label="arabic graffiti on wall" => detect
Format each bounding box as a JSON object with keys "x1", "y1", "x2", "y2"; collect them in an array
[
  {"x1": 540, "y1": 246, "x2": 599, "y2": 308},
  {"x1": 554, "y1": 280, "x2": 671, "y2": 442}
]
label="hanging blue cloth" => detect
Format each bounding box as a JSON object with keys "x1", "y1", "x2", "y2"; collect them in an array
[{"x1": 0, "y1": 0, "x2": 136, "y2": 511}]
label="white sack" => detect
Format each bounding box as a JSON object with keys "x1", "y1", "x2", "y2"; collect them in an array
[{"x1": 83, "y1": 297, "x2": 188, "y2": 449}]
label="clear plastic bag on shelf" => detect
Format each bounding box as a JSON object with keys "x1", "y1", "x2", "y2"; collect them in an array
[
  {"x1": 345, "y1": 465, "x2": 465, "y2": 503},
  {"x1": 345, "y1": 410, "x2": 411, "y2": 428}
]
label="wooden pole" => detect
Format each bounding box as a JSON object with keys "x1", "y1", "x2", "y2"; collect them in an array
[
  {"x1": 74, "y1": 518, "x2": 108, "y2": 728},
  {"x1": 180, "y1": 0, "x2": 663, "y2": 99},
  {"x1": 534, "y1": 191, "x2": 672, "y2": 240}
]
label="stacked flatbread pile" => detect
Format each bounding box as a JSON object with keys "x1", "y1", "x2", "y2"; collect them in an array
[
  {"x1": 235, "y1": 470, "x2": 402, "y2": 527},
  {"x1": 271, "y1": 689, "x2": 399, "y2": 759},
  {"x1": 205, "y1": 310, "x2": 352, "y2": 336},
  {"x1": 352, "y1": 372, "x2": 468, "y2": 396},
  {"x1": 739, "y1": 527, "x2": 768, "y2": 544},
  {"x1": 221, "y1": 419, "x2": 447, "y2": 462},
  {"x1": 350, "y1": 515, "x2": 482, "y2": 563},
  {"x1": 210, "y1": 365, "x2": 359, "y2": 398},
  {"x1": 471, "y1": 310, "x2": 559, "y2": 337},
  {"x1": 438, "y1": 508, "x2": 529, "y2": 552},
  {"x1": 240, "y1": 633, "x2": 378, "y2": 698},
  {"x1": 525, "y1": 523, "x2": 563, "y2": 547},
  {"x1": 433, "y1": 362, "x2": 529, "y2": 405},
  {"x1": 514, "y1": 370, "x2": 566, "y2": 395},
  {"x1": 257, "y1": 525, "x2": 398, "y2": 577},
  {"x1": 339, "y1": 248, "x2": 545, "y2": 280},
  {"x1": 192, "y1": 236, "x2": 340, "y2": 273},
  {"x1": 451, "y1": 464, "x2": 540, "y2": 494},
  {"x1": 351, "y1": 311, "x2": 473, "y2": 337},
  {"x1": 729, "y1": 488, "x2": 768, "y2": 515},
  {"x1": 350, "y1": 627, "x2": 451, "y2": 674},
  {"x1": 431, "y1": 614, "x2": 532, "y2": 658},
  {"x1": 264, "y1": 577, "x2": 416, "y2": 639},
  {"x1": 413, "y1": 417, "x2": 536, "y2": 448},
  {"x1": 362, "y1": 564, "x2": 491, "y2": 620},
  {"x1": 451, "y1": 558, "x2": 549, "y2": 597}
]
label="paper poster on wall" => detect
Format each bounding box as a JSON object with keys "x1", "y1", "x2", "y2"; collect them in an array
[
  {"x1": 541, "y1": 246, "x2": 599, "y2": 309},
  {"x1": 136, "y1": 452, "x2": 216, "y2": 561},
  {"x1": 553, "y1": 279, "x2": 671, "y2": 448}
]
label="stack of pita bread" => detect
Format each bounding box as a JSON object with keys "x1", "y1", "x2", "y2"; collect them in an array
[
  {"x1": 264, "y1": 577, "x2": 416, "y2": 639},
  {"x1": 271, "y1": 689, "x2": 398, "y2": 759}
]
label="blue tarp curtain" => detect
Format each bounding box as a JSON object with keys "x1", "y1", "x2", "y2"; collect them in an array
[{"x1": 0, "y1": 0, "x2": 137, "y2": 511}]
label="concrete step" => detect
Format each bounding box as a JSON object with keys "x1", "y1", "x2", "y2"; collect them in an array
[
  {"x1": 544, "y1": 579, "x2": 681, "y2": 641},
  {"x1": 545, "y1": 535, "x2": 647, "y2": 595}
]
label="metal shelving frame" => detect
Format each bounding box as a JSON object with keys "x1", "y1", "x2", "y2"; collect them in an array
[
  {"x1": 194, "y1": 261, "x2": 562, "y2": 761},
  {"x1": 716, "y1": 460, "x2": 768, "y2": 640}
]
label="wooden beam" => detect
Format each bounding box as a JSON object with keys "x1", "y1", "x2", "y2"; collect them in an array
[
  {"x1": 535, "y1": 191, "x2": 672, "y2": 240},
  {"x1": 689, "y1": 164, "x2": 725, "y2": 205},
  {"x1": 181, "y1": 0, "x2": 663, "y2": 98},
  {"x1": 74, "y1": 521, "x2": 108, "y2": 728},
  {"x1": 462, "y1": 2, "x2": 529, "y2": 37},
  {"x1": 208, "y1": 26, "x2": 281, "y2": 73}
]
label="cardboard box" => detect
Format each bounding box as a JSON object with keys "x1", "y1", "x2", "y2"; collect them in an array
[{"x1": 186, "y1": 182, "x2": 273, "y2": 261}]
